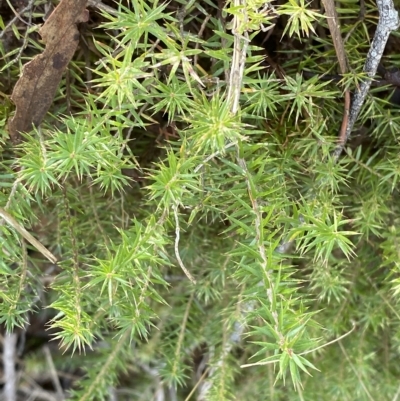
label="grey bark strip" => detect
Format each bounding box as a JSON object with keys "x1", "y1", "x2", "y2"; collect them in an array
[
  {"x1": 3, "y1": 332, "x2": 17, "y2": 401},
  {"x1": 333, "y1": 0, "x2": 400, "y2": 159}
]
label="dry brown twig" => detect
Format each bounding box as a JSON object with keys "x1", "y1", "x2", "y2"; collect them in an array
[
  {"x1": 320, "y1": 0, "x2": 350, "y2": 149},
  {"x1": 0, "y1": 207, "x2": 57, "y2": 264}
]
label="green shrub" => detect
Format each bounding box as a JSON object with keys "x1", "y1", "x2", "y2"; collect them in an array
[{"x1": 1, "y1": 0, "x2": 400, "y2": 399}]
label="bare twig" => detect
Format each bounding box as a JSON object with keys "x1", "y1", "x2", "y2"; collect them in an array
[
  {"x1": 320, "y1": 0, "x2": 351, "y2": 149},
  {"x1": 321, "y1": 0, "x2": 348, "y2": 74},
  {"x1": 87, "y1": 0, "x2": 118, "y2": 16},
  {"x1": 0, "y1": 207, "x2": 57, "y2": 264},
  {"x1": 3, "y1": 332, "x2": 17, "y2": 401},
  {"x1": 2, "y1": 0, "x2": 34, "y2": 34},
  {"x1": 43, "y1": 346, "x2": 64, "y2": 400},
  {"x1": 338, "y1": 90, "x2": 351, "y2": 146},
  {"x1": 184, "y1": 366, "x2": 210, "y2": 401},
  {"x1": 12, "y1": 0, "x2": 36, "y2": 65},
  {"x1": 194, "y1": 14, "x2": 211, "y2": 66},
  {"x1": 333, "y1": 0, "x2": 400, "y2": 159},
  {"x1": 19, "y1": 383, "x2": 59, "y2": 401},
  {"x1": 173, "y1": 205, "x2": 196, "y2": 284}
]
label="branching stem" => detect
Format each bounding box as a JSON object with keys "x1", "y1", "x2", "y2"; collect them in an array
[{"x1": 333, "y1": 0, "x2": 399, "y2": 159}]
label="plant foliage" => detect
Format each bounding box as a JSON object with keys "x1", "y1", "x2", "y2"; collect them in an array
[{"x1": 0, "y1": 0, "x2": 400, "y2": 399}]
